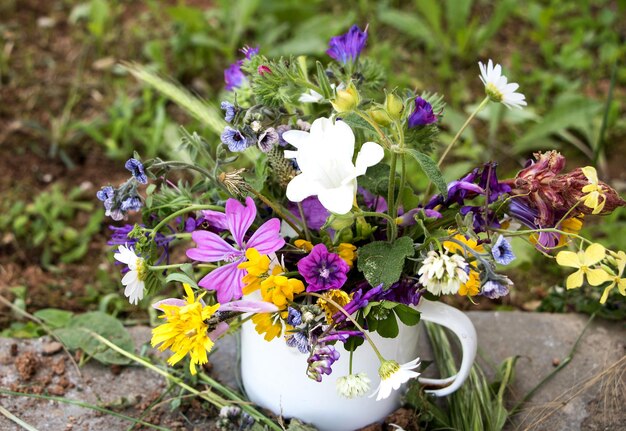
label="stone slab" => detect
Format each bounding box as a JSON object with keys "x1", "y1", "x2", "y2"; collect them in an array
[{"x1": 1, "y1": 313, "x2": 624, "y2": 431}]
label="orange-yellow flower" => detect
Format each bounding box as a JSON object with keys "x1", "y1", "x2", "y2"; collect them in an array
[
  {"x1": 238, "y1": 248, "x2": 271, "y2": 295},
  {"x1": 260, "y1": 266, "x2": 305, "y2": 308},
  {"x1": 316, "y1": 289, "x2": 353, "y2": 323},
  {"x1": 251, "y1": 312, "x2": 282, "y2": 341},
  {"x1": 337, "y1": 243, "x2": 357, "y2": 268},
  {"x1": 294, "y1": 239, "x2": 314, "y2": 252}
]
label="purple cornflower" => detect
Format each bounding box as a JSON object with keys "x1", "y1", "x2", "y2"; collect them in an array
[
  {"x1": 492, "y1": 235, "x2": 516, "y2": 265},
  {"x1": 408, "y1": 97, "x2": 437, "y2": 127},
  {"x1": 240, "y1": 45, "x2": 259, "y2": 59},
  {"x1": 257, "y1": 127, "x2": 278, "y2": 152},
  {"x1": 125, "y1": 158, "x2": 148, "y2": 184},
  {"x1": 326, "y1": 25, "x2": 368, "y2": 64},
  {"x1": 307, "y1": 344, "x2": 340, "y2": 382},
  {"x1": 298, "y1": 244, "x2": 349, "y2": 292},
  {"x1": 186, "y1": 197, "x2": 285, "y2": 303},
  {"x1": 220, "y1": 101, "x2": 236, "y2": 123},
  {"x1": 221, "y1": 127, "x2": 250, "y2": 152},
  {"x1": 224, "y1": 61, "x2": 245, "y2": 91},
  {"x1": 482, "y1": 278, "x2": 512, "y2": 299}
]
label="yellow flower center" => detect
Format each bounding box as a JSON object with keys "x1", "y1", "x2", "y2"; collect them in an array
[{"x1": 485, "y1": 83, "x2": 503, "y2": 102}]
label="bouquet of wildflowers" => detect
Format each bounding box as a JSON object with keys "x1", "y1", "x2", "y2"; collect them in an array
[{"x1": 99, "y1": 25, "x2": 625, "y2": 401}]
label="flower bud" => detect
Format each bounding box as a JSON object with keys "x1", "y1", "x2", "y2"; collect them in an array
[
  {"x1": 331, "y1": 82, "x2": 360, "y2": 113},
  {"x1": 384, "y1": 92, "x2": 404, "y2": 120},
  {"x1": 369, "y1": 108, "x2": 391, "y2": 126}
]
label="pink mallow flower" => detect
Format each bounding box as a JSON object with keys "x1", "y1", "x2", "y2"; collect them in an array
[{"x1": 186, "y1": 197, "x2": 285, "y2": 303}]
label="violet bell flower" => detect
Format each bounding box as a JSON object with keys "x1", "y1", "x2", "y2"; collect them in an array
[
  {"x1": 407, "y1": 97, "x2": 437, "y2": 127},
  {"x1": 186, "y1": 197, "x2": 285, "y2": 303},
  {"x1": 326, "y1": 25, "x2": 368, "y2": 64},
  {"x1": 224, "y1": 61, "x2": 245, "y2": 91}
]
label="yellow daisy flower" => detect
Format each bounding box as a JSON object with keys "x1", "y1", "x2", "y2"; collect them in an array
[
  {"x1": 151, "y1": 284, "x2": 220, "y2": 375},
  {"x1": 443, "y1": 233, "x2": 485, "y2": 255},
  {"x1": 294, "y1": 239, "x2": 314, "y2": 252},
  {"x1": 555, "y1": 243, "x2": 610, "y2": 289},
  {"x1": 459, "y1": 269, "x2": 481, "y2": 297}
]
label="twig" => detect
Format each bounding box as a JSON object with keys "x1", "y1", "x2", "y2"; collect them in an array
[{"x1": 0, "y1": 404, "x2": 39, "y2": 431}]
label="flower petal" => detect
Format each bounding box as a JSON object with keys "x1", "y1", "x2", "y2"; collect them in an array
[
  {"x1": 198, "y1": 261, "x2": 246, "y2": 303},
  {"x1": 318, "y1": 183, "x2": 356, "y2": 215},
  {"x1": 220, "y1": 300, "x2": 279, "y2": 313},
  {"x1": 355, "y1": 142, "x2": 384, "y2": 177},
  {"x1": 201, "y1": 210, "x2": 228, "y2": 230},
  {"x1": 556, "y1": 250, "x2": 580, "y2": 268},
  {"x1": 286, "y1": 173, "x2": 323, "y2": 202},
  {"x1": 152, "y1": 298, "x2": 187, "y2": 310},
  {"x1": 586, "y1": 268, "x2": 610, "y2": 286},
  {"x1": 583, "y1": 243, "x2": 606, "y2": 265},
  {"x1": 282, "y1": 130, "x2": 310, "y2": 149},
  {"x1": 566, "y1": 269, "x2": 584, "y2": 289},
  {"x1": 225, "y1": 197, "x2": 257, "y2": 248},
  {"x1": 187, "y1": 231, "x2": 238, "y2": 262},
  {"x1": 247, "y1": 218, "x2": 285, "y2": 254}
]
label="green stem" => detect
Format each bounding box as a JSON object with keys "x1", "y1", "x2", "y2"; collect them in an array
[
  {"x1": 306, "y1": 292, "x2": 385, "y2": 362},
  {"x1": 355, "y1": 111, "x2": 393, "y2": 149},
  {"x1": 246, "y1": 187, "x2": 304, "y2": 237},
  {"x1": 488, "y1": 227, "x2": 591, "y2": 247},
  {"x1": 388, "y1": 150, "x2": 397, "y2": 220},
  {"x1": 438, "y1": 96, "x2": 490, "y2": 168},
  {"x1": 359, "y1": 211, "x2": 397, "y2": 242},
  {"x1": 297, "y1": 201, "x2": 312, "y2": 242},
  {"x1": 0, "y1": 389, "x2": 168, "y2": 431},
  {"x1": 150, "y1": 161, "x2": 215, "y2": 182},
  {"x1": 148, "y1": 263, "x2": 217, "y2": 271},
  {"x1": 149, "y1": 205, "x2": 222, "y2": 239}
]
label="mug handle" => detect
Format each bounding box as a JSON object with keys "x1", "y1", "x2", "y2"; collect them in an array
[{"x1": 414, "y1": 299, "x2": 477, "y2": 397}]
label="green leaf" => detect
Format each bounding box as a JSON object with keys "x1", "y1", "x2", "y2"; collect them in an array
[
  {"x1": 403, "y1": 148, "x2": 448, "y2": 198},
  {"x1": 316, "y1": 61, "x2": 333, "y2": 99},
  {"x1": 165, "y1": 272, "x2": 199, "y2": 289},
  {"x1": 53, "y1": 312, "x2": 135, "y2": 365},
  {"x1": 357, "y1": 236, "x2": 415, "y2": 289},
  {"x1": 374, "y1": 312, "x2": 399, "y2": 338},
  {"x1": 358, "y1": 163, "x2": 391, "y2": 196},
  {"x1": 394, "y1": 304, "x2": 421, "y2": 326},
  {"x1": 33, "y1": 309, "x2": 74, "y2": 329}
]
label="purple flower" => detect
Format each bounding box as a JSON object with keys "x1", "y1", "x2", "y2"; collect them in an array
[
  {"x1": 221, "y1": 127, "x2": 250, "y2": 152},
  {"x1": 359, "y1": 187, "x2": 388, "y2": 213},
  {"x1": 318, "y1": 330, "x2": 364, "y2": 343},
  {"x1": 333, "y1": 284, "x2": 384, "y2": 323},
  {"x1": 288, "y1": 197, "x2": 330, "y2": 231},
  {"x1": 408, "y1": 97, "x2": 437, "y2": 128},
  {"x1": 120, "y1": 196, "x2": 142, "y2": 212},
  {"x1": 257, "y1": 127, "x2": 278, "y2": 152},
  {"x1": 286, "y1": 331, "x2": 310, "y2": 353},
  {"x1": 397, "y1": 207, "x2": 442, "y2": 227},
  {"x1": 492, "y1": 235, "x2": 516, "y2": 265},
  {"x1": 478, "y1": 162, "x2": 511, "y2": 203},
  {"x1": 381, "y1": 279, "x2": 423, "y2": 306},
  {"x1": 125, "y1": 158, "x2": 148, "y2": 184},
  {"x1": 186, "y1": 197, "x2": 285, "y2": 303},
  {"x1": 276, "y1": 125, "x2": 291, "y2": 147},
  {"x1": 287, "y1": 307, "x2": 302, "y2": 326},
  {"x1": 224, "y1": 61, "x2": 245, "y2": 91},
  {"x1": 326, "y1": 25, "x2": 368, "y2": 64},
  {"x1": 307, "y1": 344, "x2": 340, "y2": 382},
  {"x1": 240, "y1": 45, "x2": 259, "y2": 59},
  {"x1": 108, "y1": 224, "x2": 172, "y2": 266},
  {"x1": 220, "y1": 101, "x2": 236, "y2": 123},
  {"x1": 298, "y1": 244, "x2": 349, "y2": 292},
  {"x1": 96, "y1": 186, "x2": 123, "y2": 220},
  {"x1": 482, "y1": 278, "x2": 512, "y2": 299},
  {"x1": 508, "y1": 199, "x2": 560, "y2": 251}
]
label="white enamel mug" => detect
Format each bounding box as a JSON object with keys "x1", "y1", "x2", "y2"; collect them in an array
[{"x1": 240, "y1": 299, "x2": 477, "y2": 431}]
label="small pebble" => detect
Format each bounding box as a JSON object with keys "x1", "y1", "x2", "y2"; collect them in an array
[
  {"x1": 10, "y1": 343, "x2": 18, "y2": 357},
  {"x1": 552, "y1": 358, "x2": 561, "y2": 367},
  {"x1": 42, "y1": 341, "x2": 63, "y2": 356}
]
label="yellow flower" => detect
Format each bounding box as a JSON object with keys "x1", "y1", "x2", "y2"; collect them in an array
[
  {"x1": 459, "y1": 269, "x2": 481, "y2": 296},
  {"x1": 251, "y1": 313, "x2": 282, "y2": 341},
  {"x1": 238, "y1": 248, "x2": 271, "y2": 295},
  {"x1": 294, "y1": 239, "x2": 314, "y2": 252},
  {"x1": 600, "y1": 251, "x2": 626, "y2": 304},
  {"x1": 443, "y1": 233, "x2": 485, "y2": 255},
  {"x1": 151, "y1": 284, "x2": 220, "y2": 375},
  {"x1": 260, "y1": 266, "x2": 305, "y2": 308},
  {"x1": 557, "y1": 216, "x2": 584, "y2": 247},
  {"x1": 555, "y1": 243, "x2": 611, "y2": 289},
  {"x1": 317, "y1": 289, "x2": 353, "y2": 323},
  {"x1": 580, "y1": 167, "x2": 606, "y2": 214},
  {"x1": 337, "y1": 243, "x2": 357, "y2": 268}
]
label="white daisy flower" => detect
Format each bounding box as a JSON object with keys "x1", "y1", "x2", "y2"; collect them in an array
[
  {"x1": 114, "y1": 244, "x2": 146, "y2": 305},
  {"x1": 336, "y1": 372, "x2": 371, "y2": 398},
  {"x1": 370, "y1": 359, "x2": 420, "y2": 401},
  {"x1": 478, "y1": 59, "x2": 526, "y2": 109},
  {"x1": 418, "y1": 250, "x2": 469, "y2": 295}
]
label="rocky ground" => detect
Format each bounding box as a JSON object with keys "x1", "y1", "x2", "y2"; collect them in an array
[{"x1": 0, "y1": 312, "x2": 624, "y2": 431}]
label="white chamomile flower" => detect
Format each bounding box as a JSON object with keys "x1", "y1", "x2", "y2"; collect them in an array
[
  {"x1": 114, "y1": 244, "x2": 146, "y2": 305},
  {"x1": 336, "y1": 372, "x2": 371, "y2": 398},
  {"x1": 418, "y1": 250, "x2": 469, "y2": 295},
  {"x1": 283, "y1": 117, "x2": 384, "y2": 215},
  {"x1": 478, "y1": 59, "x2": 526, "y2": 109},
  {"x1": 370, "y1": 359, "x2": 420, "y2": 401}
]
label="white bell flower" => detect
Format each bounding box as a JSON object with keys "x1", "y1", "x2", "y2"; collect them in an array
[{"x1": 283, "y1": 117, "x2": 384, "y2": 215}]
